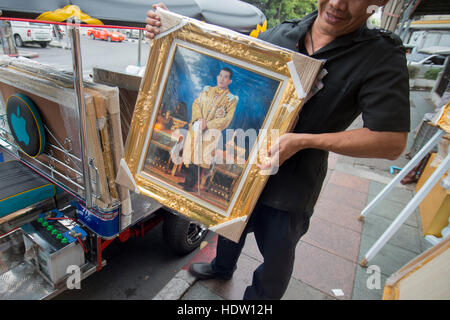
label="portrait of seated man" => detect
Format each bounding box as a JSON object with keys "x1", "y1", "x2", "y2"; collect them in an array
[
  {"x1": 142, "y1": 43, "x2": 279, "y2": 210},
  {"x1": 180, "y1": 67, "x2": 238, "y2": 192}
]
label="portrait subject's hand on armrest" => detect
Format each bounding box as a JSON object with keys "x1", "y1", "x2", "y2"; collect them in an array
[{"x1": 145, "y1": 2, "x2": 168, "y2": 39}]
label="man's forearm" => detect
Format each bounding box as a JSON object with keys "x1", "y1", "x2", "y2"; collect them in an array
[{"x1": 292, "y1": 128, "x2": 407, "y2": 160}]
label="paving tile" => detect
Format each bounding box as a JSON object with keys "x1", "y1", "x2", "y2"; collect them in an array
[
  {"x1": 242, "y1": 233, "x2": 263, "y2": 263},
  {"x1": 321, "y1": 169, "x2": 333, "y2": 192},
  {"x1": 282, "y1": 277, "x2": 336, "y2": 300},
  {"x1": 365, "y1": 194, "x2": 420, "y2": 228},
  {"x1": 182, "y1": 282, "x2": 224, "y2": 300},
  {"x1": 362, "y1": 213, "x2": 422, "y2": 254},
  {"x1": 302, "y1": 216, "x2": 361, "y2": 263},
  {"x1": 352, "y1": 265, "x2": 388, "y2": 300},
  {"x1": 318, "y1": 183, "x2": 368, "y2": 211},
  {"x1": 420, "y1": 236, "x2": 435, "y2": 252},
  {"x1": 200, "y1": 254, "x2": 260, "y2": 300},
  {"x1": 368, "y1": 181, "x2": 414, "y2": 205},
  {"x1": 313, "y1": 198, "x2": 364, "y2": 234},
  {"x1": 357, "y1": 234, "x2": 420, "y2": 277},
  {"x1": 328, "y1": 170, "x2": 370, "y2": 194},
  {"x1": 327, "y1": 152, "x2": 340, "y2": 170},
  {"x1": 291, "y1": 241, "x2": 357, "y2": 300}
]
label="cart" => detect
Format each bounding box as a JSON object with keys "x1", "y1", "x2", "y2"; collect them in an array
[{"x1": 0, "y1": 2, "x2": 265, "y2": 299}]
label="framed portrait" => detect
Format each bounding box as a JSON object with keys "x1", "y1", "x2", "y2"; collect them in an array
[{"x1": 120, "y1": 9, "x2": 323, "y2": 241}]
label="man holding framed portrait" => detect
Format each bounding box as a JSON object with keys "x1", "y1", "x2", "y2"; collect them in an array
[{"x1": 145, "y1": 0, "x2": 410, "y2": 300}]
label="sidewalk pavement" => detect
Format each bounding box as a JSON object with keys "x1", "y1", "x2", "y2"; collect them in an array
[{"x1": 153, "y1": 91, "x2": 438, "y2": 300}]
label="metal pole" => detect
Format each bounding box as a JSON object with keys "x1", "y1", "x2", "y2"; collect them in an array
[
  {"x1": 359, "y1": 129, "x2": 445, "y2": 220},
  {"x1": 401, "y1": 18, "x2": 412, "y2": 43},
  {"x1": 137, "y1": 30, "x2": 142, "y2": 67},
  {"x1": 360, "y1": 150, "x2": 450, "y2": 267},
  {"x1": 69, "y1": 19, "x2": 93, "y2": 208}
]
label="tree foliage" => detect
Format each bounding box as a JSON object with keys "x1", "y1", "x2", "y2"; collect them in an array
[
  {"x1": 424, "y1": 68, "x2": 442, "y2": 80},
  {"x1": 244, "y1": 0, "x2": 318, "y2": 29}
]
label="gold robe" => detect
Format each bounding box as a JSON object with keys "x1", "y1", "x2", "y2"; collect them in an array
[{"x1": 182, "y1": 85, "x2": 238, "y2": 168}]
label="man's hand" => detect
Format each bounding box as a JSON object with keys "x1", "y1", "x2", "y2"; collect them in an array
[
  {"x1": 258, "y1": 133, "x2": 305, "y2": 170},
  {"x1": 145, "y1": 3, "x2": 168, "y2": 40}
]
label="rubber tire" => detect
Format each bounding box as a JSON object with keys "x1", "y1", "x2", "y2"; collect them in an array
[
  {"x1": 163, "y1": 213, "x2": 208, "y2": 256},
  {"x1": 90, "y1": 34, "x2": 95, "y2": 40},
  {"x1": 14, "y1": 35, "x2": 23, "y2": 47},
  {"x1": 107, "y1": 36, "x2": 112, "y2": 42},
  {"x1": 39, "y1": 42, "x2": 48, "y2": 48}
]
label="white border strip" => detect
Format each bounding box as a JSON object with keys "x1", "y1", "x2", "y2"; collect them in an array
[
  {"x1": 154, "y1": 21, "x2": 188, "y2": 40},
  {"x1": 287, "y1": 61, "x2": 306, "y2": 99},
  {"x1": 119, "y1": 158, "x2": 140, "y2": 194},
  {"x1": 209, "y1": 216, "x2": 248, "y2": 232},
  {"x1": 140, "y1": 170, "x2": 226, "y2": 215}
]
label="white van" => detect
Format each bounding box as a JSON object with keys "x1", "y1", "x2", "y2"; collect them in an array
[{"x1": 10, "y1": 21, "x2": 53, "y2": 48}]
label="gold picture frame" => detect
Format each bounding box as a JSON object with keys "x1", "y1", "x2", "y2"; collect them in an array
[{"x1": 121, "y1": 9, "x2": 322, "y2": 241}]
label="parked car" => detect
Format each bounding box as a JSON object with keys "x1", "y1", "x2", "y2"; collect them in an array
[
  {"x1": 87, "y1": 28, "x2": 125, "y2": 42},
  {"x1": 407, "y1": 53, "x2": 446, "y2": 77},
  {"x1": 10, "y1": 21, "x2": 52, "y2": 48}
]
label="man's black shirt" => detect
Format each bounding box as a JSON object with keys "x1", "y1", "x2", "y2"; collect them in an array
[{"x1": 257, "y1": 11, "x2": 410, "y2": 214}]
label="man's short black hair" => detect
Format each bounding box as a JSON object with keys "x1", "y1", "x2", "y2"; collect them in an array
[{"x1": 220, "y1": 67, "x2": 233, "y2": 79}]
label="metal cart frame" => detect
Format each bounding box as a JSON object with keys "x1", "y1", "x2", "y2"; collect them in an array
[{"x1": 0, "y1": 18, "x2": 173, "y2": 299}]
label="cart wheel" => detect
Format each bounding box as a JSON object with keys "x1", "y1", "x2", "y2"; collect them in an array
[{"x1": 163, "y1": 213, "x2": 208, "y2": 256}]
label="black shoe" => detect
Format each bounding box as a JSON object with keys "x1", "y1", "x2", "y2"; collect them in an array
[
  {"x1": 188, "y1": 263, "x2": 232, "y2": 280},
  {"x1": 181, "y1": 183, "x2": 199, "y2": 192}
]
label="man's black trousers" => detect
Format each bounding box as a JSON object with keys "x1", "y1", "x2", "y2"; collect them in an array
[{"x1": 211, "y1": 201, "x2": 313, "y2": 299}]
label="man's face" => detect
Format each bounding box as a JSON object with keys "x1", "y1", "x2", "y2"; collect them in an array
[
  {"x1": 217, "y1": 70, "x2": 233, "y2": 89},
  {"x1": 316, "y1": 0, "x2": 385, "y2": 37}
]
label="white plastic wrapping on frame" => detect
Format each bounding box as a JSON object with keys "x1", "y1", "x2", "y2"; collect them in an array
[{"x1": 0, "y1": 55, "x2": 131, "y2": 218}]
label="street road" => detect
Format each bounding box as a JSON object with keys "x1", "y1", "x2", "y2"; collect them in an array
[
  {"x1": 56, "y1": 222, "x2": 210, "y2": 300},
  {"x1": 18, "y1": 34, "x2": 151, "y2": 76}
]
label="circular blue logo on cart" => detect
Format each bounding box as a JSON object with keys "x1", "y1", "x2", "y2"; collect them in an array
[{"x1": 6, "y1": 93, "x2": 46, "y2": 158}]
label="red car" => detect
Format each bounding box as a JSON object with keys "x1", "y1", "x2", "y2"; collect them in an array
[{"x1": 87, "y1": 28, "x2": 125, "y2": 42}]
